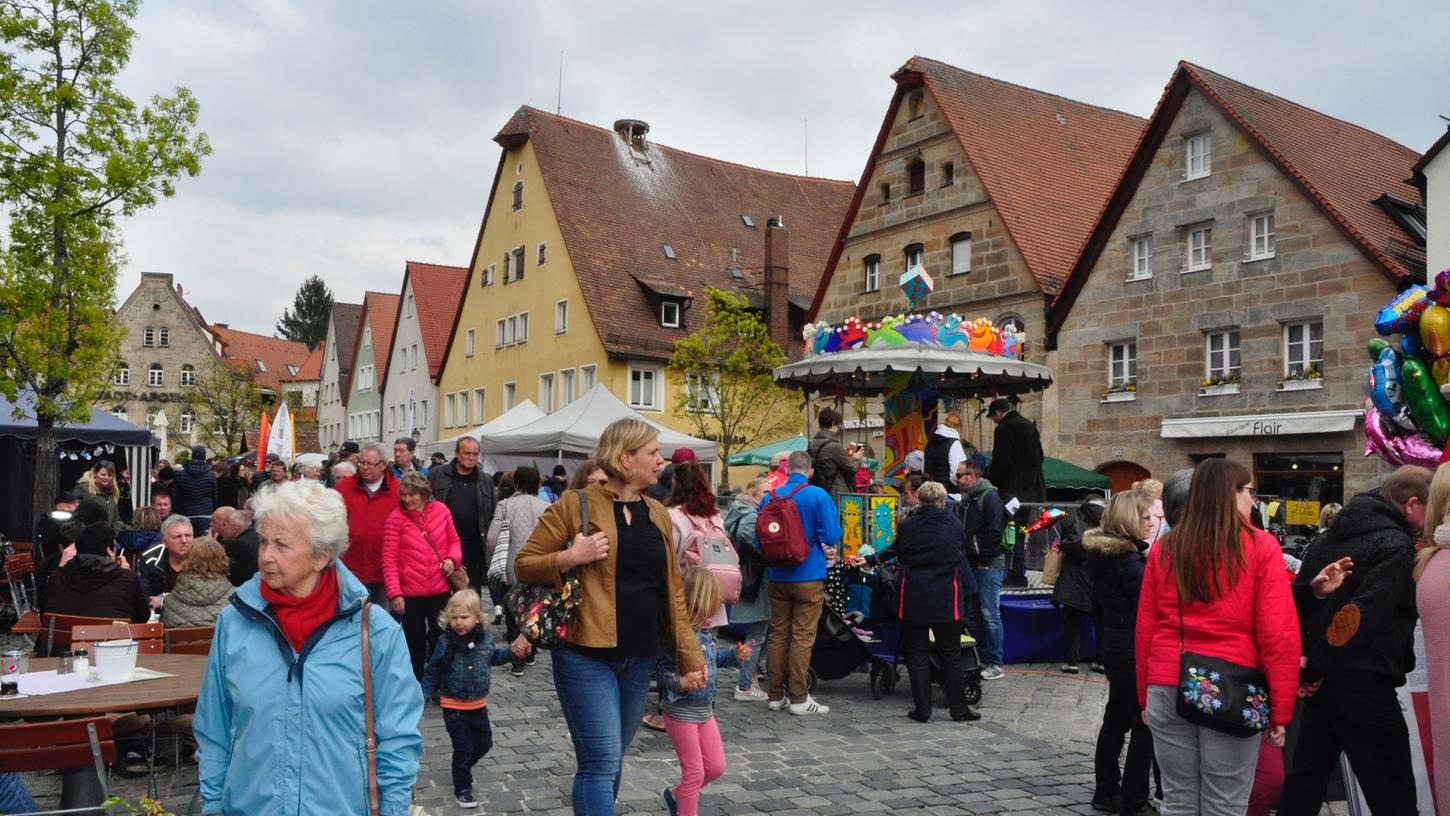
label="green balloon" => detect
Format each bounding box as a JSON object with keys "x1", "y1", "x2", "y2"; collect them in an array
[
  {"x1": 1368, "y1": 337, "x2": 1393, "y2": 362},
  {"x1": 1401, "y1": 357, "x2": 1450, "y2": 445}
]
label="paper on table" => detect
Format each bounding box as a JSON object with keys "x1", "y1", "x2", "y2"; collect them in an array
[{"x1": 14, "y1": 667, "x2": 174, "y2": 697}]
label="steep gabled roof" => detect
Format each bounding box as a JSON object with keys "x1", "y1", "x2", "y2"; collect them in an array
[
  {"x1": 331, "y1": 302, "x2": 364, "y2": 374},
  {"x1": 486, "y1": 106, "x2": 854, "y2": 360},
  {"x1": 1049, "y1": 62, "x2": 1424, "y2": 338},
  {"x1": 351, "y1": 291, "x2": 401, "y2": 384},
  {"x1": 386, "y1": 261, "x2": 468, "y2": 382},
  {"x1": 208, "y1": 325, "x2": 310, "y2": 394},
  {"x1": 282, "y1": 344, "x2": 323, "y2": 384}
]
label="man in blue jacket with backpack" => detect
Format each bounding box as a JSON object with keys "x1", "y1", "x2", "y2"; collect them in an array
[{"x1": 757, "y1": 450, "x2": 842, "y2": 715}]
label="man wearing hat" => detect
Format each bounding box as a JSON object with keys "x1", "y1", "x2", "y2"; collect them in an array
[
  {"x1": 171, "y1": 445, "x2": 219, "y2": 534},
  {"x1": 983, "y1": 398, "x2": 1046, "y2": 587},
  {"x1": 33, "y1": 490, "x2": 80, "y2": 567},
  {"x1": 647, "y1": 447, "x2": 696, "y2": 502}
]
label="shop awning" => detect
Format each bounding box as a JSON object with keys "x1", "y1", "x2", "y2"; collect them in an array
[{"x1": 1161, "y1": 410, "x2": 1361, "y2": 439}]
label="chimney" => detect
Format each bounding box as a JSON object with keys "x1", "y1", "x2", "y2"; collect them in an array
[
  {"x1": 612, "y1": 118, "x2": 649, "y2": 150},
  {"x1": 764, "y1": 215, "x2": 790, "y2": 350}
]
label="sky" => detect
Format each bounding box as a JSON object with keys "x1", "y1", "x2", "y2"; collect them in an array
[{"x1": 111, "y1": 0, "x2": 1450, "y2": 336}]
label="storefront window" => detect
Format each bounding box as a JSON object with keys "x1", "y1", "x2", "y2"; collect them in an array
[{"x1": 1253, "y1": 452, "x2": 1343, "y2": 544}]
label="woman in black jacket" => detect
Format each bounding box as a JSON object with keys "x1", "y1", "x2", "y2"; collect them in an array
[
  {"x1": 1053, "y1": 500, "x2": 1103, "y2": 673},
  {"x1": 1084, "y1": 490, "x2": 1155, "y2": 816},
  {"x1": 853, "y1": 481, "x2": 980, "y2": 723}
]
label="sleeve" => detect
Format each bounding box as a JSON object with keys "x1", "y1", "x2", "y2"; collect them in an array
[
  {"x1": 371, "y1": 615, "x2": 425, "y2": 816},
  {"x1": 484, "y1": 501, "x2": 504, "y2": 566},
  {"x1": 817, "y1": 492, "x2": 844, "y2": 547},
  {"x1": 658, "y1": 652, "x2": 685, "y2": 695},
  {"x1": 514, "y1": 491, "x2": 579, "y2": 590},
  {"x1": 138, "y1": 562, "x2": 160, "y2": 600},
  {"x1": 948, "y1": 441, "x2": 967, "y2": 481},
  {"x1": 490, "y1": 645, "x2": 514, "y2": 666},
  {"x1": 129, "y1": 576, "x2": 150, "y2": 623},
  {"x1": 713, "y1": 645, "x2": 739, "y2": 669},
  {"x1": 985, "y1": 427, "x2": 1012, "y2": 486},
  {"x1": 194, "y1": 614, "x2": 235, "y2": 813},
  {"x1": 1135, "y1": 549, "x2": 1163, "y2": 709},
  {"x1": 828, "y1": 441, "x2": 856, "y2": 483},
  {"x1": 1252, "y1": 537, "x2": 1302, "y2": 726},
  {"x1": 418, "y1": 636, "x2": 449, "y2": 697},
  {"x1": 381, "y1": 512, "x2": 403, "y2": 601},
  {"x1": 981, "y1": 492, "x2": 1005, "y2": 558}
]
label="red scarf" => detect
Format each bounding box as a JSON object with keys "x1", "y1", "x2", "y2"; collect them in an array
[{"x1": 260, "y1": 566, "x2": 340, "y2": 652}]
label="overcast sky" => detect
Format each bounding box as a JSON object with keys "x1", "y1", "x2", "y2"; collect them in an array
[{"x1": 113, "y1": 0, "x2": 1450, "y2": 336}]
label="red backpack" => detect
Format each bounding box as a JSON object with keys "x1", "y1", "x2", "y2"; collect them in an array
[{"x1": 755, "y1": 483, "x2": 812, "y2": 568}]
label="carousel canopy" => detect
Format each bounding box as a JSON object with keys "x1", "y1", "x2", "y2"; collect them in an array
[{"x1": 774, "y1": 345, "x2": 1053, "y2": 398}]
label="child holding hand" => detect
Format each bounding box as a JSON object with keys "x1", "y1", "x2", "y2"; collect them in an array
[
  {"x1": 420, "y1": 589, "x2": 531, "y2": 809},
  {"x1": 659, "y1": 568, "x2": 751, "y2": 816}
]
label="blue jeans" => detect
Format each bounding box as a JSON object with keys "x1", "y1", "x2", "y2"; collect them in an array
[
  {"x1": 736, "y1": 620, "x2": 768, "y2": 692},
  {"x1": 552, "y1": 646, "x2": 656, "y2": 815},
  {"x1": 443, "y1": 707, "x2": 492, "y2": 795},
  {"x1": 0, "y1": 773, "x2": 36, "y2": 813},
  {"x1": 974, "y1": 565, "x2": 1004, "y2": 666}
]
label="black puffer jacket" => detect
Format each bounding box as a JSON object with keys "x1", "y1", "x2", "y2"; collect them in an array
[
  {"x1": 1051, "y1": 501, "x2": 1103, "y2": 614},
  {"x1": 170, "y1": 459, "x2": 218, "y2": 516},
  {"x1": 868, "y1": 505, "x2": 977, "y2": 624},
  {"x1": 1295, "y1": 490, "x2": 1419, "y2": 685},
  {"x1": 43, "y1": 555, "x2": 149, "y2": 623},
  {"x1": 1084, "y1": 528, "x2": 1149, "y2": 684}
]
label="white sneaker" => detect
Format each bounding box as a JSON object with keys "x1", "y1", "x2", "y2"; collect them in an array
[
  {"x1": 491, "y1": 605, "x2": 504, "y2": 625},
  {"x1": 734, "y1": 686, "x2": 768, "y2": 702},
  {"x1": 789, "y1": 695, "x2": 830, "y2": 715},
  {"x1": 981, "y1": 665, "x2": 1005, "y2": 681},
  {"x1": 767, "y1": 697, "x2": 789, "y2": 711}
]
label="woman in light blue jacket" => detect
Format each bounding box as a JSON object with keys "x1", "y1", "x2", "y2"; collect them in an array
[{"x1": 195, "y1": 480, "x2": 423, "y2": 815}]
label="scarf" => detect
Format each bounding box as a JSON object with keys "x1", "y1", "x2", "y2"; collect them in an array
[
  {"x1": 260, "y1": 566, "x2": 340, "y2": 652},
  {"x1": 1435, "y1": 523, "x2": 1450, "y2": 548}
]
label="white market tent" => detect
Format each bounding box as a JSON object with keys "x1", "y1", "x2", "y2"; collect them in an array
[
  {"x1": 420, "y1": 400, "x2": 548, "y2": 460},
  {"x1": 481, "y1": 384, "x2": 717, "y2": 465}
]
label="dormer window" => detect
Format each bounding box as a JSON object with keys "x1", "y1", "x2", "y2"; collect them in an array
[{"x1": 661, "y1": 300, "x2": 682, "y2": 328}]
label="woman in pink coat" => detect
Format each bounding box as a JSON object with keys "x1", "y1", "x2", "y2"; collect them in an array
[
  {"x1": 1416, "y1": 464, "x2": 1450, "y2": 815},
  {"x1": 383, "y1": 471, "x2": 463, "y2": 679}
]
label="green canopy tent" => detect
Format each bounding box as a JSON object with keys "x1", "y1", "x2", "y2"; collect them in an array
[
  {"x1": 983, "y1": 450, "x2": 1111, "y2": 495},
  {"x1": 727, "y1": 435, "x2": 877, "y2": 469}
]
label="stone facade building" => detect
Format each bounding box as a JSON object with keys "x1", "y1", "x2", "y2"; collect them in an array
[{"x1": 1047, "y1": 63, "x2": 1424, "y2": 526}]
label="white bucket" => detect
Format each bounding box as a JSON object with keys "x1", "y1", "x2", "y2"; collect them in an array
[{"x1": 93, "y1": 639, "x2": 139, "y2": 682}]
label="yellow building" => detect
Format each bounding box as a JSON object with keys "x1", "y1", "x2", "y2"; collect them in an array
[{"x1": 435, "y1": 107, "x2": 853, "y2": 480}]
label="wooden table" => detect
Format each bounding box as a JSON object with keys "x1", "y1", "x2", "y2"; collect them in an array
[{"x1": 0, "y1": 654, "x2": 207, "y2": 808}]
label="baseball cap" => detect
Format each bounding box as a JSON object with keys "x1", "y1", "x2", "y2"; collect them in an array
[{"x1": 670, "y1": 448, "x2": 698, "y2": 464}]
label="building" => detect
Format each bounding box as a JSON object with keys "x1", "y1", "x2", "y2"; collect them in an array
[
  {"x1": 1414, "y1": 126, "x2": 1450, "y2": 280},
  {"x1": 1047, "y1": 62, "x2": 1424, "y2": 524},
  {"x1": 317, "y1": 302, "x2": 363, "y2": 454},
  {"x1": 381, "y1": 261, "x2": 468, "y2": 446},
  {"x1": 434, "y1": 106, "x2": 853, "y2": 460},
  {"x1": 346, "y1": 291, "x2": 400, "y2": 443},
  {"x1": 206, "y1": 324, "x2": 310, "y2": 403},
  {"x1": 808, "y1": 57, "x2": 1145, "y2": 450}
]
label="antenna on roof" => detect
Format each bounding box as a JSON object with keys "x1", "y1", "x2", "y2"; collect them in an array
[
  {"x1": 556, "y1": 51, "x2": 564, "y2": 115},
  {"x1": 804, "y1": 117, "x2": 809, "y2": 176}
]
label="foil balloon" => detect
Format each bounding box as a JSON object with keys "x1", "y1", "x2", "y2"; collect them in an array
[
  {"x1": 1364, "y1": 405, "x2": 1441, "y2": 468},
  {"x1": 1436, "y1": 356, "x2": 1450, "y2": 389},
  {"x1": 1424, "y1": 304, "x2": 1450, "y2": 358},
  {"x1": 1403, "y1": 333, "x2": 1425, "y2": 357},
  {"x1": 1434, "y1": 268, "x2": 1450, "y2": 306},
  {"x1": 1368, "y1": 347, "x2": 1403, "y2": 415},
  {"x1": 1400, "y1": 357, "x2": 1450, "y2": 445},
  {"x1": 1375, "y1": 285, "x2": 1430, "y2": 337},
  {"x1": 1367, "y1": 337, "x2": 1393, "y2": 362}
]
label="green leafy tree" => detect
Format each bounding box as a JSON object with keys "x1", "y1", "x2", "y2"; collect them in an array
[
  {"x1": 185, "y1": 361, "x2": 263, "y2": 457},
  {"x1": 668, "y1": 287, "x2": 800, "y2": 490},
  {"x1": 0, "y1": 0, "x2": 210, "y2": 524},
  {"x1": 275, "y1": 274, "x2": 333, "y2": 349}
]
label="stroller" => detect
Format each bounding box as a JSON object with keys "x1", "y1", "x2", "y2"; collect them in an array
[
  {"x1": 864, "y1": 561, "x2": 984, "y2": 705},
  {"x1": 805, "y1": 604, "x2": 895, "y2": 694}
]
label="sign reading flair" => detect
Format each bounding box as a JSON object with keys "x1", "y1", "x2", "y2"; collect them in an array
[{"x1": 1160, "y1": 410, "x2": 1361, "y2": 440}]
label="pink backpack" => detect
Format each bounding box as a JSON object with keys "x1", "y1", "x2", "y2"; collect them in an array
[{"x1": 677, "y1": 510, "x2": 742, "y2": 604}]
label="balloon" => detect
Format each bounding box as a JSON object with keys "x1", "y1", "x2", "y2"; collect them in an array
[
  {"x1": 1376, "y1": 286, "x2": 1430, "y2": 336},
  {"x1": 1424, "y1": 305, "x2": 1450, "y2": 358},
  {"x1": 1368, "y1": 337, "x2": 1393, "y2": 361},
  {"x1": 1437, "y1": 356, "x2": 1450, "y2": 388},
  {"x1": 1369, "y1": 348, "x2": 1403, "y2": 415},
  {"x1": 1403, "y1": 333, "x2": 1424, "y2": 357},
  {"x1": 1434, "y1": 268, "x2": 1450, "y2": 305},
  {"x1": 1400, "y1": 357, "x2": 1450, "y2": 445},
  {"x1": 1364, "y1": 405, "x2": 1441, "y2": 468}
]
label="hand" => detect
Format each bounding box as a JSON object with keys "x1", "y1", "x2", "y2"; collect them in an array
[
  {"x1": 389, "y1": 597, "x2": 405, "y2": 615},
  {"x1": 846, "y1": 555, "x2": 868, "y2": 568},
  {"x1": 1266, "y1": 725, "x2": 1286, "y2": 747},
  {"x1": 149, "y1": 595, "x2": 164, "y2": 610},
  {"x1": 681, "y1": 667, "x2": 707, "y2": 691},
  {"x1": 440, "y1": 558, "x2": 456, "y2": 575},
  {"x1": 510, "y1": 635, "x2": 532, "y2": 658},
  {"x1": 1312, "y1": 557, "x2": 1353, "y2": 599},
  {"x1": 114, "y1": 552, "x2": 129, "y2": 571},
  {"x1": 562, "y1": 532, "x2": 610, "y2": 569},
  {"x1": 1297, "y1": 678, "x2": 1323, "y2": 698},
  {"x1": 735, "y1": 641, "x2": 752, "y2": 662},
  {"x1": 58, "y1": 543, "x2": 76, "y2": 568}
]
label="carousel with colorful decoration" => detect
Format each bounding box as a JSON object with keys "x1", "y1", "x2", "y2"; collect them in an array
[{"x1": 1364, "y1": 269, "x2": 1450, "y2": 469}]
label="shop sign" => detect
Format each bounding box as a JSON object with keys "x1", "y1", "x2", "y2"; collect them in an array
[
  {"x1": 1285, "y1": 500, "x2": 1321, "y2": 527},
  {"x1": 1160, "y1": 410, "x2": 1361, "y2": 439}
]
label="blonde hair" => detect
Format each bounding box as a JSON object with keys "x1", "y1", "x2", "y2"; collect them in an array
[
  {"x1": 133, "y1": 506, "x2": 161, "y2": 531},
  {"x1": 1100, "y1": 492, "x2": 1150, "y2": 541},
  {"x1": 681, "y1": 567, "x2": 722, "y2": 627},
  {"x1": 438, "y1": 588, "x2": 486, "y2": 628},
  {"x1": 1132, "y1": 478, "x2": 1163, "y2": 500},
  {"x1": 916, "y1": 480, "x2": 948, "y2": 506},
  {"x1": 1319, "y1": 503, "x2": 1343, "y2": 530},
  {"x1": 594, "y1": 418, "x2": 658, "y2": 481},
  {"x1": 743, "y1": 477, "x2": 766, "y2": 498},
  {"x1": 944, "y1": 413, "x2": 963, "y2": 430},
  {"x1": 1416, "y1": 466, "x2": 1450, "y2": 581},
  {"x1": 181, "y1": 537, "x2": 231, "y2": 581}
]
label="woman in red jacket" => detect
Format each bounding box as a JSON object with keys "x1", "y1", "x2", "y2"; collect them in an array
[
  {"x1": 1135, "y1": 459, "x2": 1300, "y2": 815},
  {"x1": 384, "y1": 471, "x2": 464, "y2": 679}
]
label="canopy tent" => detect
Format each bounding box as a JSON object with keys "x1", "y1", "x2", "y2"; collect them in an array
[
  {"x1": 482, "y1": 384, "x2": 717, "y2": 464},
  {"x1": 420, "y1": 400, "x2": 546, "y2": 460},
  {"x1": 984, "y1": 449, "x2": 1111, "y2": 497},
  {"x1": 725, "y1": 434, "x2": 877, "y2": 469},
  {"x1": 0, "y1": 391, "x2": 158, "y2": 539}
]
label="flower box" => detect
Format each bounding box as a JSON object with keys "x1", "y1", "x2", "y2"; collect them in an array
[
  {"x1": 1101, "y1": 391, "x2": 1136, "y2": 404},
  {"x1": 1199, "y1": 384, "x2": 1240, "y2": 397},
  {"x1": 1277, "y1": 379, "x2": 1323, "y2": 392}
]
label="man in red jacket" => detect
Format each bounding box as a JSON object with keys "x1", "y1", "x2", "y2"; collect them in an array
[{"x1": 334, "y1": 440, "x2": 399, "y2": 605}]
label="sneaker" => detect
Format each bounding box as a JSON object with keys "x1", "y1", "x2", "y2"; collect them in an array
[
  {"x1": 454, "y1": 789, "x2": 479, "y2": 809},
  {"x1": 1062, "y1": 663, "x2": 1080, "y2": 674},
  {"x1": 123, "y1": 751, "x2": 150, "y2": 775},
  {"x1": 663, "y1": 787, "x2": 679, "y2": 816},
  {"x1": 1090, "y1": 662, "x2": 1106, "y2": 674},
  {"x1": 734, "y1": 685, "x2": 768, "y2": 702},
  {"x1": 510, "y1": 661, "x2": 524, "y2": 677},
  {"x1": 767, "y1": 697, "x2": 790, "y2": 711},
  {"x1": 524, "y1": 655, "x2": 536, "y2": 667},
  {"x1": 981, "y1": 665, "x2": 1005, "y2": 681},
  {"x1": 789, "y1": 695, "x2": 830, "y2": 715},
  {"x1": 491, "y1": 606, "x2": 504, "y2": 625},
  {"x1": 1090, "y1": 794, "x2": 1122, "y2": 813}
]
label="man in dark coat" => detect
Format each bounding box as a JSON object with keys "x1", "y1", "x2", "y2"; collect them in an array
[
  {"x1": 1280, "y1": 465, "x2": 1430, "y2": 815},
  {"x1": 43, "y1": 523, "x2": 149, "y2": 624},
  {"x1": 33, "y1": 490, "x2": 80, "y2": 567},
  {"x1": 954, "y1": 455, "x2": 1007, "y2": 681},
  {"x1": 171, "y1": 445, "x2": 219, "y2": 533},
  {"x1": 428, "y1": 436, "x2": 496, "y2": 591},
  {"x1": 984, "y1": 398, "x2": 1045, "y2": 587},
  {"x1": 213, "y1": 507, "x2": 260, "y2": 587}
]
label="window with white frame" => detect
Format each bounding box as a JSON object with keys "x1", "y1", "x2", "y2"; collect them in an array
[
  {"x1": 1249, "y1": 213, "x2": 1275, "y2": 260},
  {"x1": 405, "y1": 294, "x2": 414, "y2": 319},
  {"x1": 503, "y1": 381, "x2": 516, "y2": 411},
  {"x1": 561, "y1": 368, "x2": 575, "y2": 404},
  {"x1": 419, "y1": 400, "x2": 428, "y2": 429},
  {"x1": 905, "y1": 243, "x2": 924, "y2": 272},
  {"x1": 473, "y1": 389, "x2": 486, "y2": 424},
  {"x1": 540, "y1": 373, "x2": 555, "y2": 413},
  {"x1": 1108, "y1": 342, "x2": 1136, "y2": 388},
  {"x1": 110, "y1": 407, "x2": 127, "y2": 421},
  {"x1": 406, "y1": 344, "x2": 415, "y2": 371},
  {"x1": 1205, "y1": 330, "x2": 1241, "y2": 383},
  {"x1": 143, "y1": 327, "x2": 154, "y2": 347},
  {"x1": 1131, "y1": 236, "x2": 1153, "y2": 279},
  {"x1": 458, "y1": 391, "x2": 468, "y2": 427},
  {"x1": 148, "y1": 363, "x2": 164, "y2": 387},
  {"x1": 581, "y1": 364, "x2": 597, "y2": 391},
  {"x1": 555, "y1": 299, "x2": 569, "y2": 334},
  {"x1": 388, "y1": 406, "x2": 396, "y2": 432},
  {"x1": 158, "y1": 328, "x2": 169, "y2": 347},
  {"x1": 446, "y1": 394, "x2": 456, "y2": 427},
  {"x1": 113, "y1": 363, "x2": 130, "y2": 386},
  {"x1": 864, "y1": 255, "x2": 881, "y2": 293},
  {"x1": 255, "y1": 359, "x2": 267, "y2": 374},
  {"x1": 686, "y1": 373, "x2": 718, "y2": 413},
  {"x1": 465, "y1": 328, "x2": 476, "y2": 357},
  {"x1": 1283, "y1": 320, "x2": 1324, "y2": 378},
  {"x1": 1185, "y1": 134, "x2": 1211, "y2": 180},
  {"x1": 1187, "y1": 227, "x2": 1212, "y2": 272},
  {"x1": 661, "y1": 301, "x2": 681, "y2": 328},
  {"x1": 495, "y1": 312, "x2": 530, "y2": 347},
  {"x1": 179, "y1": 410, "x2": 195, "y2": 434},
  {"x1": 180, "y1": 365, "x2": 196, "y2": 387},
  {"x1": 950, "y1": 233, "x2": 972, "y2": 276},
  {"x1": 519, "y1": 312, "x2": 529, "y2": 343},
  {"x1": 629, "y1": 365, "x2": 661, "y2": 410}
]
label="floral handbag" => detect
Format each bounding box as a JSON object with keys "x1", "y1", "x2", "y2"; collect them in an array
[
  {"x1": 1175, "y1": 598, "x2": 1270, "y2": 737},
  {"x1": 505, "y1": 489, "x2": 587, "y2": 649}
]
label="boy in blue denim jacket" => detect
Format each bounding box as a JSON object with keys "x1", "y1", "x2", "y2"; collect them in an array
[{"x1": 421, "y1": 589, "x2": 530, "y2": 809}]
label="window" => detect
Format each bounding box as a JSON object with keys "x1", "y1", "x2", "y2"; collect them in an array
[
  {"x1": 465, "y1": 328, "x2": 476, "y2": 357},
  {"x1": 537, "y1": 242, "x2": 547, "y2": 266},
  {"x1": 481, "y1": 264, "x2": 494, "y2": 287},
  {"x1": 686, "y1": 373, "x2": 717, "y2": 413},
  {"x1": 555, "y1": 299, "x2": 569, "y2": 334},
  {"x1": 496, "y1": 312, "x2": 530, "y2": 347},
  {"x1": 405, "y1": 294, "x2": 414, "y2": 319},
  {"x1": 458, "y1": 392, "x2": 468, "y2": 427},
  {"x1": 1108, "y1": 342, "x2": 1137, "y2": 388},
  {"x1": 363, "y1": 326, "x2": 371, "y2": 347},
  {"x1": 503, "y1": 381, "x2": 516, "y2": 411},
  {"x1": 864, "y1": 254, "x2": 881, "y2": 293},
  {"x1": 110, "y1": 407, "x2": 127, "y2": 421},
  {"x1": 1187, "y1": 227, "x2": 1212, "y2": 272},
  {"x1": 1186, "y1": 134, "x2": 1211, "y2": 179},
  {"x1": 662, "y1": 244, "x2": 676, "y2": 260},
  {"x1": 741, "y1": 215, "x2": 755, "y2": 228},
  {"x1": 148, "y1": 363, "x2": 164, "y2": 387},
  {"x1": 512, "y1": 247, "x2": 525, "y2": 282},
  {"x1": 512, "y1": 180, "x2": 523, "y2": 210},
  {"x1": 179, "y1": 410, "x2": 195, "y2": 434},
  {"x1": 581, "y1": 364, "x2": 597, "y2": 391},
  {"x1": 1131, "y1": 236, "x2": 1153, "y2": 279},
  {"x1": 180, "y1": 365, "x2": 196, "y2": 387},
  {"x1": 1205, "y1": 330, "x2": 1241, "y2": 382},
  {"x1": 255, "y1": 359, "x2": 267, "y2": 374},
  {"x1": 907, "y1": 159, "x2": 925, "y2": 196},
  {"x1": 629, "y1": 365, "x2": 661, "y2": 410},
  {"x1": 908, "y1": 90, "x2": 924, "y2": 118},
  {"x1": 496, "y1": 318, "x2": 506, "y2": 348},
  {"x1": 519, "y1": 312, "x2": 529, "y2": 343},
  {"x1": 113, "y1": 363, "x2": 130, "y2": 386},
  {"x1": 158, "y1": 328, "x2": 169, "y2": 347},
  {"x1": 1249, "y1": 213, "x2": 1275, "y2": 260},
  {"x1": 473, "y1": 389, "x2": 485, "y2": 424},
  {"x1": 286, "y1": 364, "x2": 299, "y2": 376},
  {"x1": 389, "y1": 406, "x2": 397, "y2": 432},
  {"x1": 419, "y1": 400, "x2": 427, "y2": 429},
  {"x1": 905, "y1": 243, "x2": 924, "y2": 272},
  {"x1": 950, "y1": 233, "x2": 972, "y2": 276},
  {"x1": 446, "y1": 394, "x2": 456, "y2": 427},
  {"x1": 941, "y1": 162, "x2": 954, "y2": 187},
  {"x1": 561, "y1": 368, "x2": 575, "y2": 404},
  {"x1": 1284, "y1": 320, "x2": 1324, "y2": 378},
  {"x1": 410, "y1": 344, "x2": 418, "y2": 371},
  {"x1": 143, "y1": 327, "x2": 154, "y2": 347},
  {"x1": 661, "y1": 301, "x2": 681, "y2": 328},
  {"x1": 540, "y1": 373, "x2": 555, "y2": 413},
  {"x1": 879, "y1": 182, "x2": 890, "y2": 205}
]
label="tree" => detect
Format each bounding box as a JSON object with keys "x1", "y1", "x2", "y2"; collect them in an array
[
  {"x1": 275, "y1": 274, "x2": 333, "y2": 349},
  {"x1": 186, "y1": 362, "x2": 264, "y2": 456},
  {"x1": 668, "y1": 287, "x2": 800, "y2": 491},
  {"x1": 0, "y1": 0, "x2": 210, "y2": 525}
]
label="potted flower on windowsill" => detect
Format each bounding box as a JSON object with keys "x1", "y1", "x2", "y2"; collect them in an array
[
  {"x1": 1102, "y1": 379, "x2": 1137, "y2": 402},
  {"x1": 1278, "y1": 365, "x2": 1324, "y2": 391},
  {"x1": 1199, "y1": 372, "x2": 1240, "y2": 396}
]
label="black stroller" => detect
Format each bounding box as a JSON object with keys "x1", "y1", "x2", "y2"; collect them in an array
[
  {"x1": 804, "y1": 604, "x2": 895, "y2": 694},
  {"x1": 864, "y1": 562, "x2": 984, "y2": 705}
]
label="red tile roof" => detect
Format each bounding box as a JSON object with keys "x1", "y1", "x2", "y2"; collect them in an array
[
  {"x1": 283, "y1": 345, "x2": 323, "y2": 383},
  {"x1": 353, "y1": 291, "x2": 401, "y2": 379},
  {"x1": 1049, "y1": 62, "x2": 1424, "y2": 336},
  {"x1": 487, "y1": 106, "x2": 854, "y2": 360},
  {"x1": 207, "y1": 325, "x2": 311, "y2": 394},
  {"x1": 392, "y1": 261, "x2": 468, "y2": 381}
]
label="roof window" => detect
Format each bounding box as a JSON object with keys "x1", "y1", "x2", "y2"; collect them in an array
[
  {"x1": 741, "y1": 215, "x2": 755, "y2": 228},
  {"x1": 662, "y1": 244, "x2": 677, "y2": 260},
  {"x1": 255, "y1": 359, "x2": 267, "y2": 373}
]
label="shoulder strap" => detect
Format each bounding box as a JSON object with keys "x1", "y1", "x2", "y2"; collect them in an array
[
  {"x1": 785, "y1": 482, "x2": 809, "y2": 500},
  {"x1": 575, "y1": 489, "x2": 589, "y2": 541},
  {"x1": 407, "y1": 509, "x2": 448, "y2": 569},
  {"x1": 361, "y1": 602, "x2": 380, "y2": 816}
]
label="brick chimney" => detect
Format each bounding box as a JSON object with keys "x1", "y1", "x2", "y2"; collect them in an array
[{"x1": 764, "y1": 216, "x2": 790, "y2": 350}]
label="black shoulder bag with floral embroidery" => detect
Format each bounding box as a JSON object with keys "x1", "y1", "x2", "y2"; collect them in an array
[{"x1": 1175, "y1": 583, "x2": 1271, "y2": 737}]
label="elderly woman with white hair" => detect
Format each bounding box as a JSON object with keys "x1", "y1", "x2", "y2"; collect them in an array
[{"x1": 194, "y1": 479, "x2": 423, "y2": 815}]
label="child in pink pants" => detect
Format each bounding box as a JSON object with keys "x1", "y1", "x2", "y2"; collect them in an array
[{"x1": 660, "y1": 569, "x2": 751, "y2": 816}]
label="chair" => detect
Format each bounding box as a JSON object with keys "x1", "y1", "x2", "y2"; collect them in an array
[
  {"x1": 0, "y1": 717, "x2": 115, "y2": 813},
  {"x1": 37, "y1": 614, "x2": 119, "y2": 657},
  {"x1": 9, "y1": 541, "x2": 33, "y2": 553},
  {"x1": 71, "y1": 623, "x2": 164, "y2": 655},
  {"x1": 2, "y1": 553, "x2": 36, "y2": 623},
  {"x1": 163, "y1": 626, "x2": 214, "y2": 656}
]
